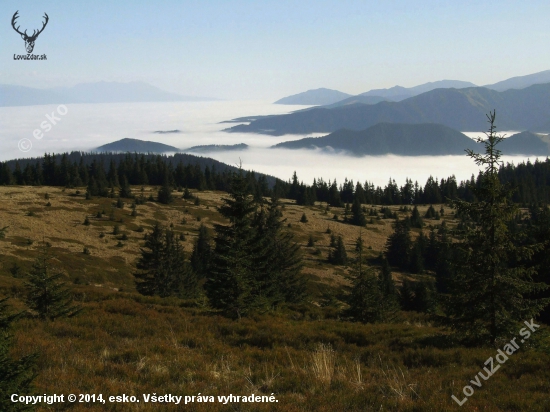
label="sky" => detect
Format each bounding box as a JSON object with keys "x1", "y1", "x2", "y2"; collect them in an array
[{"x1": 1, "y1": 0, "x2": 550, "y2": 100}]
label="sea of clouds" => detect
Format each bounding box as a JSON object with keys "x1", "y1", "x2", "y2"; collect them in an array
[{"x1": 0, "y1": 100, "x2": 543, "y2": 187}]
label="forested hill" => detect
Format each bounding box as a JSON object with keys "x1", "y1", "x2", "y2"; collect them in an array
[
  {"x1": 272, "y1": 123, "x2": 477, "y2": 155},
  {"x1": 1, "y1": 152, "x2": 550, "y2": 206},
  {"x1": 225, "y1": 83, "x2": 550, "y2": 135},
  {"x1": 0, "y1": 152, "x2": 279, "y2": 194}
]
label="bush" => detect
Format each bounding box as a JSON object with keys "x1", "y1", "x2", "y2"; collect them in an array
[{"x1": 300, "y1": 213, "x2": 308, "y2": 223}]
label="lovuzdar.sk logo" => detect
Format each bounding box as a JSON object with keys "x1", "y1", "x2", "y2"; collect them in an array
[{"x1": 11, "y1": 10, "x2": 49, "y2": 60}]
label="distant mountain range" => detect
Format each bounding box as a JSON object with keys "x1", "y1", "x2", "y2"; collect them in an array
[
  {"x1": 274, "y1": 70, "x2": 550, "y2": 106},
  {"x1": 483, "y1": 70, "x2": 550, "y2": 92},
  {"x1": 94, "y1": 139, "x2": 249, "y2": 154},
  {"x1": 358, "y1": 80, "x2": 477, "y2": 102},
  {"x1": 274, "y1": 88, "x2": 353, "y2": 106},
  {"x1": 228, "y1": 83, "x2": 550, "y2": 135},
  {"x1": 0, "y1": 81, "x2": 215, "y2": 107},
  {"x1": 272, "y1": 124, "x2": 550, "y2": 157}
]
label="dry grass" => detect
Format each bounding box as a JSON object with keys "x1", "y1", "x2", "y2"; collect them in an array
[{"x1": 1, "y1": 186, "x2": 549, "y2": 411}]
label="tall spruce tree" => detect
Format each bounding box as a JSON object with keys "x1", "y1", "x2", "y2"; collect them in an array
[
  {"x1": 447, "y1": 111, "x2": 550, "y2": 346},
  {"x1": 347, "y1": 232, "x2": 392, "y2": 322},
  {"x1": 134, "y1": 224, "x2": 198, "y2": 298},
  {"x1": 253, "y1": 197, "x2": 306, "y2": 306},
  {"x1": 190, "y1": 223, "x2": 213, "y2": 278},
  {"x1": 385, "y1": 218, "x2": 411, "y2": 271},
  {"x1": 0, "y1": 298, "x2": 37, "y2": 411},
  {"x1": 206, "y1": 167, "x2": 260, "y2": 318},
  {"x1": 25, "y1": 248, "x2": 81, "y2": 321}
]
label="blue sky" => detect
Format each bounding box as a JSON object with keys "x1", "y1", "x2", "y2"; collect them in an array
[{"x1": 1, "y1": 0, "x2": 549, "y2": 100}]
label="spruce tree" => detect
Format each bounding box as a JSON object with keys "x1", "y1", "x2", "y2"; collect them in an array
[
  {"x1": 190, "y1": 224, "x2": 212, "y2": 278},
  {"x1": 134, "y1": 224, "x2": 198, "y2": 298},
  {"x1": 385, "y1": 219, "x2": 411, "y2": 271},
  {"x1": 253, "y1": 197, "x2": 306, "y2": 306},
  {"x1": 119, "y1": 176, "x2": 133, "y2": 199},
  {"x1": 329, "y1": 236, "x2": 348, "y2": 265},
  {"x1": 25, "y1": 249, "x2": 81, "y2": 321},
  {"x1": 350, "y1": 196, "x2": 367, "y2": 226},
  {"x1": 157, "y1": 183, "x2": 174, "y2": 204},
  {"x1": 347, "y1": 233, "x2": 391, "y2": 322},
  {"x1": 447, "y1": 111, "x2": 550, "y2": 346},
  {"x1": 0, "y1": 298, "x2": 37, "y2": 412},
  {"x1": 206, "y1": 168, "x2": 259, "y2": 318}
]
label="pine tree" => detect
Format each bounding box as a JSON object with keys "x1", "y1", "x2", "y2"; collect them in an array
[
  {"x1": 206, "y1": 167, "x2": 259, "y2": 318},
  {"x1": 190, "y1": 224, "x2": 212, "y2": 278},
  {"x1": 447, "y1": 111, "x2": 550, "y2": 346},
  {"x1": 253, "y1": 197, "x2": 306, "y2": 306},
  {"x1": 134, "y1": 224, "x2": 198, "y2": 298},
  {"x1": 409, "y1": 206, "x2": 423, "y2": 228},
  {"x1": 25, "y1": 249, "x2": 81, "y2": 321},
  {"x1": 347, "y1": 232, "x2": 391, "y2": 323},
  {"x1": 0, "y1": 298, "x2": 37, "y2": 412},
  {"x1": 385, "y1": 219, "x2": 411, "y2": 271},
  {"x1": 329, "y1": 236, "x2": 348, "y2": 265},
  {"x1": 119, "y1": 176, "x2": 133, "y2": 199},
  {"x1": 350, "y1": 196, "x2": 367, "y2": 226},
  {"x1": 157, "y1": 183, "x2": 174, "y2": 204}
]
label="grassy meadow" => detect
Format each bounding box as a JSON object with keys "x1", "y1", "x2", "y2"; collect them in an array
[{"x1": 1, "y1": 186, "x2": 549, "y2": 411}]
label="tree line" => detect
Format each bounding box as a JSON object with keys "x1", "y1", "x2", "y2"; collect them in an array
[{"x1": 1, "y1": 151, "x2": 550, "y2": 206}]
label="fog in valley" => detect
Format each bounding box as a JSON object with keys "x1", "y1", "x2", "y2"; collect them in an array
[{"x1": 0, "y1": 101, "x2": 542, "y2": 187}]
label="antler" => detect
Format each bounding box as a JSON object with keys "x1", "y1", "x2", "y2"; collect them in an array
[
  {"x1": 11, "y1": 11, "x2": 27, "y2": 37},
  {"x1": 29, "y1": 13, "x2": 49, "y2": 39}
]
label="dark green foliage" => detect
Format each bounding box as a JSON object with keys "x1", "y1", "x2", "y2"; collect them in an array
[
  {"x1": 25, "y1": 250, "x2": 81, "y2": 321},
  {"x1": 425, "y1": 205, "x2": 436, "y2": 219},
  {"x1": 350, "y1": 196, "x2": 366, "y2": 226},
  {"x1": 328, "y1": 236, "x2": 347, "y2": 265},
  {"x1": 408, "y1": 206, "x2": 423, "y2": 228},
  {"x1": 182, "y1": 187, "x2": 193, "y2": 200},
  {"x1": 347, "y1": 235, "x2": 397, "y2": 323},
  {"x1": 385, "y1": 219, "x2": 411, "y2": 271},
  {"x1": 0, "y1": 226, "x2": 8, "y2": 239},
  {"x1": 300, "y1": 213, "x2": 308, "y2": 223},
  {"x1": 134, "y1": 224, "x2": 198, "y2": 299},
  {"x1": 194, "y1": 196, "x2": 200, "y2": 206},
  {"x1": 83, "y1": 216, "x2": 90, "y2": 226},
  {"x1": 112, "y1": 225, "x2": 120, "y2": 235},
  {"x1": 190, "y1": 224, "x2": 212, "y2": 278},
  {"x1": 0, "y1": 298, "x2": 37, "y2": 412},
  {"x1": 157, "y1": 183, "x2": 174, "y2": 204},
  {"x1": 206, "y1": 169, "x2": 261, "y2": 317},
  {"x1": 116, "y1": 197, "x2": 124, "y2": 209},
  {"x1": 206, "y1": 169, "x2": 306, "y2": 317},
  {"x1": 307, "y1": 235, "x2": 315, "y2": 247},
  {"x1": 253, "y1": 197, "x2": 307, "y2": 306},
  {"x1": 447, "y1": 112, "x2": 550, "y2": 346},
  {"x1": 119, "y1": 176, "x2": 133, "y2": 199}
]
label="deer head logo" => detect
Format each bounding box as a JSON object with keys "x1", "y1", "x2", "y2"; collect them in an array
[{"x1": 11, "y1": 11, "x2": 49, "y2": 54}]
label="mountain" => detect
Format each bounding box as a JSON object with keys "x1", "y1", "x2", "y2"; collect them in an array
[
  {"x1": 359, "y1": 80, "x2": 477, "y2": 101},
  {"x1": 321, "y1": 95, "x2": 389, "y2": 108},
  {"x1": 225, "y1": 83, "x2": 550, "y2": 136},
  {"x1": 274, "y1": 88, "x2": 352, "y2": 105},
  {"x1": 498, "y1": 131, "x2": 549, "y2": 156},
  {"x1": 95, "y1": 138, "x2": 181, "y2": 153},
  {"x1": 485, "y1": 70, "x2": 550, "y2": 92},
  {"x1": 0, "y1": 82, "x2": 214, "y2": 107},
  {"x1": 183, "y1": 143, "x2": 249, "y2": 153},
  {"x1": 272, "y1": 123, "x2": 476, "y2": 156}
]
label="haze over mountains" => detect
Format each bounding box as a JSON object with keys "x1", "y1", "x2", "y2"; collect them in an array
[
  {"x1": 274, "y1": 70, "x2": 550, "y2": 106},
  {"x1": 227, "y1": 82, "x2": 550, "y2": 135},
  {"x1": 0, "y1": 81, "x2": 215, "y2": 107}
]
